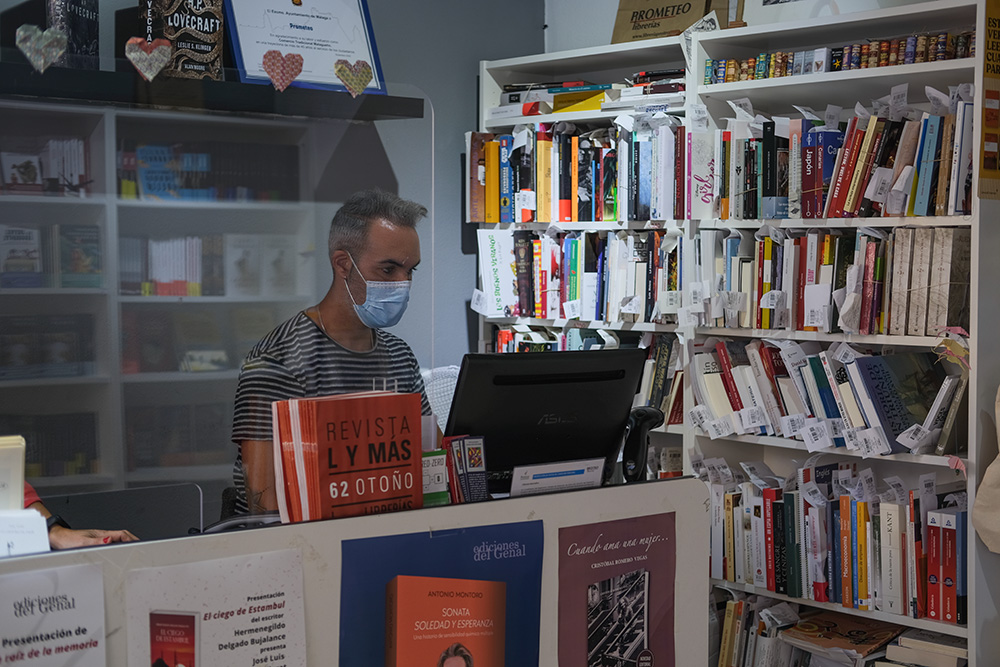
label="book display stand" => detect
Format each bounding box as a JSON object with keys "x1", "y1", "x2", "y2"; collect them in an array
[{"x1": 472, "y1": 1, "x2": 1000, "y2": 662}]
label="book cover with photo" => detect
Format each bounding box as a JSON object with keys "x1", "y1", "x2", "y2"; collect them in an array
[
  {"x1": 385, "y1": 575, "x2": 505, "y2": 667},
  {"x1": 149, "y1": 610, "x2": 197, "y2": 667},
  {"x1": 340, "y1": 521, "x2": 543, "y2": 666},
  {"x1": 559, "y1": 512, "x2": 676, "y2": 666},
  {"x1": 586, "y1": 568, "x2": 649, "y2": 667}
]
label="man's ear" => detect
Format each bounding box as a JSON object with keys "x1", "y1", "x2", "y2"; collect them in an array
[{"x1": 331, "y1": 250, "x2": 353, "y2": 282}]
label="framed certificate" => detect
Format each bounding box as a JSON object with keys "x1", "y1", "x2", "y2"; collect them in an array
[{"x1": 223, "y1": 0, "x2": 386, "y2": 95}]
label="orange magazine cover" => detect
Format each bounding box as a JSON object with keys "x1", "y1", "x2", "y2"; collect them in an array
[
  {"x1": 385, "y1": 575, "x2": 506, "y2": 667},
  {"x1": 272, "y1": 391, "x2": 423, "y2": 522}
]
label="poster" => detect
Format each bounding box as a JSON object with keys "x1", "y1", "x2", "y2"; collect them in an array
[
  {"x1": 125, "y1": 549, "x2": 305, "y2": 667},
  {"x1": 0, "y1": 563, "x2": 106, "y2": 666},
  {"x1": 339, "y1": 520, "x2": 543, "y2": 667},
  {"x1": 224, "y1": 0, "x2": 385, "y2": 94},
  {"x1": 981, "y1": 0, "x2": 1000, "y2": 199},
  {"x1": 558, "y1": 512, "x2": 677, "y2": 666}
]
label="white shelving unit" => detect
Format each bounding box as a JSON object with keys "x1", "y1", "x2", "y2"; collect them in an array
[{"x1": 475, "y1": 0, "x2": 997, "y2": 661}]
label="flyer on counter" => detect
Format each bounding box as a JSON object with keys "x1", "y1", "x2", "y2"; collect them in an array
[
  {"x1": 508, "y1": 458, "x2": 604, "y2": 497},
  {"x1": 340, "y1": 520, "x2": 544, "y2": 666},
  {"x1": 558, "y1": 512, "x2": 677, "y2": 666},
  {"x1": 125, "y1": 549, "x2": 305, "y2": 667},
  {"x1": 223, "y1": 0, "x2": 385, "y2": 94},
  {"x1": 0, "y1": 563, "x2": 106, "y2": 666}
]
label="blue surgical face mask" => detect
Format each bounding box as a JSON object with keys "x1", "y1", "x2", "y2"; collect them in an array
[{"x1": 345, "y1": 253, "x2": 411, "y2": 328}]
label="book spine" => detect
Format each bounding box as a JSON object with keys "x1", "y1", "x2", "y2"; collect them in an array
[
  {"x1": 764, "y1": 488, "x2": 779, "y2": 592},
  {"x1": 485, "y1": 140, "x2": 500, "y2": 223},
  {"x1": 927, "y1": 512, "x2": 942, "y2": 620},
  {"x1": 840, "y1": 495, "x2": 853, "y2": 608},
  {"x1": 499, "y1": 135, "x2": 514, "y2": 223}
]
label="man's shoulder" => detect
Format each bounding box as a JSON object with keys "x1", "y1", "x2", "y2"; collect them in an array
[
  {"x1": 244, "y1": 312, "x2": 314, "y2": 365},
  {"x1": 376, "y1": 329, "x2": 417, "y2": 360}
]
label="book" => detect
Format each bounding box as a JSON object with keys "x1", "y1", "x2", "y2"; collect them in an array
[
  {"x1": 385, "y1": 575, "x2": 506, "y2": 667},
  {"x1": 1, "y1": 152, "x2": 43, "y2": 193},
  {"x1": 0, "y1": 226, "x2": 44, "y2": 288},
  {"x1": 926, "y1": 227, "x2": 971, "y2": 335},
  {"x1": 56, "y1": 224, "x2": 102, "y2": 288},
  {"x1": 421, "y1": 450, "x2": 451, "y2": 507},
  {"x1": 260, "y1": 235, "x2": 298, "y2": 298},
  {"x1": 886, "y1": 642, "x2": 968, "y2": 667},
  {"x1": 484, "y1": 140, "x2": 500, "y2": 223},
  {"x1": 140, "y1": 0, "x2": 224, "y2": 80},
  {"x1": 47, "y1": 0, "x2": 99, "y2": 70},
  {"x1": 223, "y1": 234, "x2": 261, "y2": 297},
  {"x1": 897, "y1": 627, "x2": 968, "y2": 659},
  {"x1": 460, "y1": 436, "x2": 489, "y2": 502},
  {"x1": 271, "y1": 391, "x2": 423, "y2": 523},
  {"x1": 149, "y1": 611, "x2": 198, "y2": 667},
  {"x1": 172, "y1": 310, "x2": 229, "y2": 372},
  {"x1": 779, "y1": 610, "x2": 904, "y2": 660}
]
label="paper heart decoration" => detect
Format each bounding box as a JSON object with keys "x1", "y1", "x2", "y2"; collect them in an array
[
  {"x1": 125, "y1": 37, "x2": 173, "y2": 82},
  {"x1": 262, "y1": 50, "x2": 303, "y2": 92},
  {"x1": 334, "y1": 59, "x2": 373, "y2": 98},
  {"x1": 15, "y1": 25, "x2": 67, "y2": 73}
]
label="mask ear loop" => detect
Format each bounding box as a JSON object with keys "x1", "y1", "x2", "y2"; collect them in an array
[{"x1": 344, "y1": 252, "x2": 367, "y2": 308}]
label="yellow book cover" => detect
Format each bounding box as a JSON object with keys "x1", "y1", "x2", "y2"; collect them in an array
[
  {"x1": 857, "y1": 500, "x2": 870, "y2": 611},
  {"x1": 386, "y1": 575, "x2": 506, "y2": 667},
  {"x1": 535, "y1": 131, "x2": 553, "y2": 224},
  {"x1": 762, "y1": 236, "x2": 773, "y2": 329},
  {"x1": 485, "y1": 140, "x2": 500, "y2": 223},
  {"x1": 552, "y1": 90, "x2": 605, "y2": 113}
]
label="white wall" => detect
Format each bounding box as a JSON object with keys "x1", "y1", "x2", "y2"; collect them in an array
[{"x1": 544, "y1": 0, "x2": 931, "y2": 53}]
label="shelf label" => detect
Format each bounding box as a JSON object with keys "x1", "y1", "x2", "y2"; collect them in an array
[
  {"x1": 884, "y1": 476, "x2": 909, "y2": 505},
  {"x1": 620, "y1": 295, "x2": 641, "y2": 315},
  {"x1": 843, "y1": 427, "x2": 862, "y2": 451},
  {"x1": 857, "y1": 468, "x2": 878, "y2": 503},
  {"x1": 800, "y1": 480, "x2": 828, "y2": 507},
  {"x1": 660, "y1": 290, "x2": 682, "y2": 314}
]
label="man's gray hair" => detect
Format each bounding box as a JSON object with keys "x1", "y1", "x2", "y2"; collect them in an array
[{"x1": 328, "y1": 189, "x2": 427, "y2": 261}]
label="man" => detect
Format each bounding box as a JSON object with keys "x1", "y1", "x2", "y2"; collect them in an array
[{"x1": 232, "y1": 189, "x2": 431, "y2": 514}]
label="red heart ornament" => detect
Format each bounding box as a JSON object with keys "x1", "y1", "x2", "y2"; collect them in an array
[{"x1": 262, "y1": 50, "x2": 304, "y2": 92}]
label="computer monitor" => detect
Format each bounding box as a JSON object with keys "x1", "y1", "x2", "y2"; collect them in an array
[{"x1": 444, "y1": 348, "x2": 647, "y2": 494}]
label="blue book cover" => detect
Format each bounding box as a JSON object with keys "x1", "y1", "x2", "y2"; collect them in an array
[
  {"x1": 498, "y1": 134, "x2": 514, "y2": 223},
  {"x1": 853, "y1": 354, "x2": 943, "y2": 452},
  {"x1": 912, "y1": 115, "x2": 943, "y2": 216},
  {"x1": 807, "y1": 356, "x2": 845, "y2": 446}
]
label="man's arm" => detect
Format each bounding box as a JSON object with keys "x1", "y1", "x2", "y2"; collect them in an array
[
  {"x1": 241, "y1": 439, "x2": 278, "y2": 513},
  {"x1": 27, "y1": 501, "x2": 138, "y2": 549}
]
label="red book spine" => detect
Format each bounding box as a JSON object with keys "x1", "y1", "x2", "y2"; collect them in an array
[
  {"x1": 673, "y1": 126, "x2": 685, "y2": 221},
  {"x1": 714, "y1": 342, "x2": 745, "y2": 414},
  {"x1": 942, "y1": 519, "x2": 958, "y2": 623},
  {"x1": 803, "y1": 143, "x2": 818, "y2": 218},
  {"x1": 859, "y1": 241, "x2": 877, "y2": 334},
  {"x1": 827, "y1": 123, "x2": 866, "y2": 218},
  {"x1": 927, "y1": 518, "x2": 942, "y2": 620},
  {"x1": 667, "y1": 378, "x2": 685, "y2": 425},
  {"x1": 763, "y1": 488, "x2": 781, "y2": 592},
  {"x1": 840, "y1": 495, "x2": 854, "y2": 608},
  {"x1": 796, "y1": 237, "x2": 807, "y2": 331}
]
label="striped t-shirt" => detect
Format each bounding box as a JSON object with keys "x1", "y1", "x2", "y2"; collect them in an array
[{"x1": 231, "y1": 311, "x2": 430, "y2": 513}]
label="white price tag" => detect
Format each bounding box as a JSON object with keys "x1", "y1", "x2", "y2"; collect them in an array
[
  {"x1": 801, "y1": 418, "x2": 833, "y2": 452},
  {"x1": 740, "y1": 407, "x2": 768, "y2": 431},
  {"x1": 824, "y1": 105, "x2": 842, "y2": 129},
  {"x1": 878, "y1": 489, "x2": 896, "y2": 503},
  {"x1": 563, "y1": 299, "x2": 582, "y2": 319},
  {"x1": 780, "y1": 413, "x2": 807, "y2": 438},
  {"x1": 884, "y1": 476, "x2": 909, "y2": 504},
  {"x1": 470, "y1": 289, "x2": 489, "y2": 315},
  {"x1": 792, "y1": 105, "x2": 821, "y2": 121},
  {"x1": 662, "y1": 290, "x2": 682, "y2": 314},
  {"x1": 544, "y1": 223, "x2": 564, "y2": 239},
  {"x1": 728, "y1": 98, "x2": 755, "y2": 120},
  {"x1": 944, "y1": 492, "x2": 969, "y2": 511},
  {"x1": 854, "y1": 101, "x2": 871, "y2": 120},
  {"x1": 707, "y1": 418, "x2": 735, "y2": 440},
  {"x1": 920, "y1": 472, "x2": 938, "y2": 515},
  {"x1": 613, "y1": 114, "x2": 635, "y2": 132},
  {"x1": 862, "y1": 427, "x2": 891, "y2": 456},
  {"x1": 759, "y1": 290, "x2": 785, "y2": 309},
  {"x1": 831, "y1": 342, "x2": 860, "y2": 365},
  {"x1": 677, "y1": 306, "x2": 700, "y2": 328},
  {"x1": 620, "y1": 295, "x2": 641, "y2": 315},
  {"x1": 890, "y1": 83, "x2": 908, "y2": 119},
  {"x1": 826, "y1": 419, "x2": 844, "y2": 440},
  {"x1": 801, "y1": 480, "x2": 828, "y2": 507},
  {"x1": 897, "y1": 423, "x2": 937, "y2": 452},
  {"x1": 926, "y1": 85, "x2": 950, "y2": 116},
  {"x1": 689, "y1": 405, "x2": 712, "y2": 430},
  {"x1": 689, "y1": 103, "x2": 710, "y2": 132},
  {"x1": 514, "y1": 190, "x2": 537, "y2": 214},
  {"x1": 857, "y1": 468, "x2": 878, "y2": 503},
  {"x1": 688, "y1": 281, "x2": 706, "y2": 306},
  {"x1": 844, "y1": 427, "x2": 862, "y2": 451},
  {"x1": 872, "y1": 95, "x2": 890, "y2": 118}
]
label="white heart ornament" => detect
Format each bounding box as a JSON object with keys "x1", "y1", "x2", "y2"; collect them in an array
[{"x1": 15, "y1": 24, "x2": 67, "y2": 73}]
